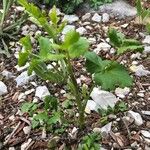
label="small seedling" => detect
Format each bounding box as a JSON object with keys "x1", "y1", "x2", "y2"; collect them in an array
[
  {"x1": 78, "y1": 132, "x2": 101, "y2": 150},
  {"x1": 18, "y1": 0, "x2": 141, "y2": 129}
]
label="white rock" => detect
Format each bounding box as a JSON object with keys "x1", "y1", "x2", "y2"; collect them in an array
[
  {"x1": 41, "y1": 128, "x2": 46, "y2": 139},
  {"x1": 95, "y1": 42, "x2": 111, "y2": 53},
  {"x1": 88, "y1": 37, "x2": 96, "y2": 44},
  {"x1": 25, "y1": 89, "x2": 35, "y2": 95},
  {"x1": 63, "y1": 15, "x2": 79, "y2": 23},
  {"x1": 102, "y1": 13, "x2": 110, "y2": 23},
  {"x1": 99, "y1": 0, "x2": 137, "y2": 19},
  {"x1": 82, "y1": 13, "x2": 91, "y2": 20},
  {"x1": 23, "y1": 126, "x2": 31, "y2": 135},
  {"x1": 76, "y1": 27, "x2": 87, "y2": 35},
  {"x1": 1, "y1": 70, "x2": 14, "y2": 79},
  {"x1": 30, "y1": 24, "x2": 37, "y2": 31},
  {"x1": 15, "y1": 71, "x2": 35, "y2": 87},
  {"x1": 137, "y1": 92, "x2": 144, "y2": 97},
  {"x1": 141, "y1": 111, "x2": 150, "y2": 116},
  {"x1": 18, "y1": 93, "x2": 26, "y2": 101},
  {"x1": 100, "y1": 122, "x2": 112, "y2": 136},
  {"x1": 143, "y1": 35, "x2": 150, "y2": 44},
  {"x1": 9, "y1": 147, "x2": 15, "y2": 150},
  {"x1": 130, "y1": 65, "x2": 150, "y2": 77},
  {"x1": 15, "y1": 6, "x2": 24, "y2": 11},
  {"x1": 22, "y1": 25, "x2": 29, "y2": 31},
  {"x1": 141, "y1": 130, "x2": 150, "y2": 138},
  {"x1": 92, "y1": 13, "x2": 102, "y2": 22},
  {"x1": 21, "y1": 138, "x2": 32, "y2": 150},
  {"x1": 85, "y1": 100, "x2": 99, "y2": 113},
  {"x1": 35, "y1": 86, "x2": 50, "y2": 100},
  {"x1": 131, "y1": 53, "x2": 141, "y2": 59},
  {"x1": 93, "y1": 127, "x2": 101, "y2": 133},
  {"x1": 128, "y1": 110, "x2": 143, "y2": 126},
  {"x1": 0, "y1": 81, "x2": 8, "y2": 96},
  {"x1": 15, "y1": 63, "x2": 29, "y2": 72},
  {"x1": 121, "y1": 23, "x2": 129, "y2": 28},
  {"x1": 144, "y1": 46, "x2": 150, "y2": 54},
  {"x1": 90, "y1": 87, "x2": 118, "y2": 110},
  {"x1": 62, "y1": 25, "x2": 75, "y2": 35},
  {"x1": 115, "y1": 87, "x2": 130, "y2": 98}
]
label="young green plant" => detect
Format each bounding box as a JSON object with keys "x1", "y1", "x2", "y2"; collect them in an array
[{"x1": 18, "y1": 0, "x2": 138, "y2": 128}]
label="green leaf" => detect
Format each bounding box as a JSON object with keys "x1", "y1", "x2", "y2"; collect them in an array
[
  {"x1": 63, "y1": 30, "x2": 80, "y2": 49},
  {"x1": 94, "y1": 62, "x2": 133, "y2": 90},
  {"x1": 18, "y1": 51, "x2": 29, "y2": 67},
  {"x1": 49, "y1": 5, "x2": 59, "y2": 25},
  {"x1": 68, "y1": 37, "x2": 89, "y2": 58},
  {"x1": 136, "y1": 0, "x2": 143, "y2": 17},
  {"x1": 29, "y1": 59, "x2": 64, "y2": 83},
  {"x1": 44, "y1": 95, "x2": 58, "y2": 111},
  {"x1": 108, "y1": 28, "x2": 123, "y2": 47},
  {"x1": 118, "y1": 45, "x2": 144, "y2": 54},
  {"x1": 19, "y1": 36, "x2": 32, "y2": 51},
  {"x1": 85, "y1": 52, "x2": 103, "y2": 74},
  {"x1": 48, "y1": 112, "x2": 61, "y2": 125},
  {"x1": 34, "y1": 112, "x2": 49, "y2": 122},
  {"x1": 21, "y1": 102, "x2": 37, "y2": 113},
  {"x1": 39, "y1": 36, "x2": 52, "y2": 58}
]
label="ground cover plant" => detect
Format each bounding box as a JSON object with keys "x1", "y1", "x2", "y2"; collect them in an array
[{"x1": 18, "y1": 0, "x2": 143, "y2": 130}]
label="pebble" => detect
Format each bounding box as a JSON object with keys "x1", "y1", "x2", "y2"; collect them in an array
[
  {"x1": 1, "y1": 70, "x2": 14, "y2": 79},
  {"x1": 142, "y1": 35, "x2": 150, "y2": 44},
  {"x1": 92, "y1": 13, "x2": 102, "y2": 22},
  {"x1": 23, "y1": 126, "x2": 31, "y2": 135},
  {"x1": 63, "y1": 15, "x2": 79, "y2": 23},
  {"x1": 127, "y1": 110, "x2": 143, "y2": 126},
  {"x1": 21, "y1": 138, "x2": 32, "y2": 150},
  {"x1": 95, "y1": 42, "x2": 111, "y2": 53},
  {"x1": 100, "y1": 122, "x2": 112, "y2": 137},
  {"x1": 93, "y1": 127, "x2": 101, "y2": 133},
  {"x1": 115, "y1": 87, "x2": 130, "y2": 98},
  {"x1": 141, "y1": 130, "x2": 150, "y2": 138},
  {"x1": 90, "y1": 87, "x2": 118, "y2": 110},
  {"x1": 82, "y1": 13, "x2": 91, "y2": 20},
  {"x1": 137, "y1": 92, "x2": 144, "y2": 98},
  {"x1": 15, "y1": 71, "x2": 35, "y2": 87},
  {"x1": 18, "y1": 93, "x2": 26, "y2": 101},
  {"x1": 0, "y1": 81, "x2": 8, "y2": 96},
  {"x1": 9, "y1": 147, "x2": 15, "y2": 150},
  {"x1": 144, "y1": 46, "x2": 150, "y2": 54},
  {"x1": 85, "y1": 100, "x2": 99, "y2": 114},
  {"x1": 130, "y1": 65, "x2": 150, "y2": 77},
  {"x1": 76, "y1": 27, "x2": 87, "y2": 35},
  {"x1": 102, "y1": 13, "x2": 110, "y2": 23},
  {"x1": 35, "y1": 86, "x2": 50, "y2": 100}
]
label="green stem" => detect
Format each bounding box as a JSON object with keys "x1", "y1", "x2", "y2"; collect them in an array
[{"x1": 66, "y1": 53, "x2": 85, "y2": 128}]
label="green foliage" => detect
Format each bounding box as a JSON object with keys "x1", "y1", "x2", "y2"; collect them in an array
[
  {"x1": 21, "y1": 96, "x2": 63, "y2": 129},
  {"x1": 85, "y1": 52, "x2": 133, "y2": 90},
  {"x1": 78, "y1": 132, "x2": 101, "y2": 150},
  {"x1": 90, "y1": 0, "x2": 112, "y2": 9},
  {"x1": 136, "y1": 0, "x2": 150, "y2": 23},
  {"x1": 108, "y1": 28, "x2": 144, "y2": 54},
  {"x1": 21, "y1": 102, "x2": 38, "y2": 116},
  {"x1": 18, "y1": 3, "x2": 140, "y2": 129},
  {"x1": 0, "y1": 0, "x2": 27, "y2": 56}
]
